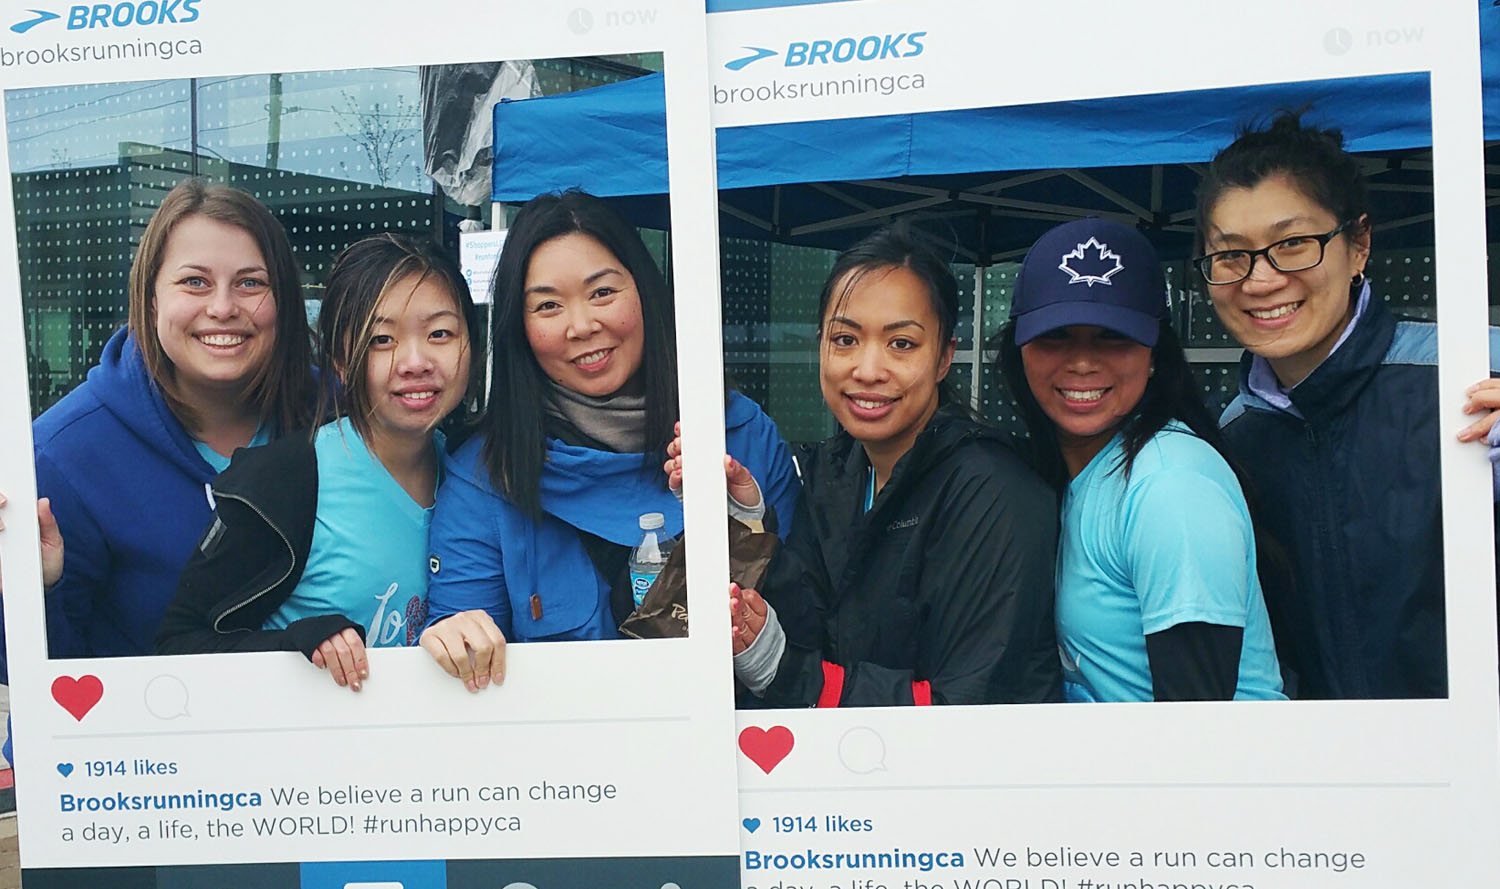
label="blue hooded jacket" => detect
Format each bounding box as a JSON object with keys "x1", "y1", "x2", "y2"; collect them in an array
[
  {"x1": 425, "y1": 391, "x2": 799, "y2": 641},
  {"x1": 4, "y1": 327, "x2": 222, "y2": 679}
]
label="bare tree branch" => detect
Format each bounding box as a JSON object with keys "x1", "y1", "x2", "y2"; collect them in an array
[{"x1": 332, "y1": 90, "x2": 417, "y2": 187}]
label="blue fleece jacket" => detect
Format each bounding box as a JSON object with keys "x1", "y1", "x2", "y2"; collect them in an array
[
  {"x1": 4, "y1": 327, "x2": 225, "y2": 679},
  {"x1": 425, "y1": 392, "x2": 799, "y2": 642}
]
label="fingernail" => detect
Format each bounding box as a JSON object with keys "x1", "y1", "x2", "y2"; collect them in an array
[
  {"x1": 478, "y1": 674, "x2": 489, "y2": 688},
  {"x1": 360, "y1": 669, "x2": 369, "y2": 678},
  {"x1": 466, "y1": 679, "x2": 477, "y2": 693}
]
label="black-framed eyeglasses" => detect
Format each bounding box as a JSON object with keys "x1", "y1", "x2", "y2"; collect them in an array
[{"x1": 1193, "y1": 219, "x2": 1354, "y2": 286}]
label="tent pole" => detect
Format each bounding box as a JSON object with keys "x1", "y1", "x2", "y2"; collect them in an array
[
  {"x1": 970, "y1": 208, "x2": 990, "y2": 415},
  {"x1": 971, "y1": 263, "x2": 985, "y2": 414},
  {"x1": 485, "y1": 200, "x2": 509, "y2": 403}
]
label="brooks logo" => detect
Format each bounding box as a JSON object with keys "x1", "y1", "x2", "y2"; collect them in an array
[
  {"x1": 10, "y1": 9, "x2": 59, "y2": 32},
  {"x1": 725, "y1": 45, "x2": 777, "y2": 70},
  {"x1": 10, "y1": 0, "x2": 201, "y2": 33},
  {"x1": 726, "y1": 32, "x2": 926, "y2": 70}
]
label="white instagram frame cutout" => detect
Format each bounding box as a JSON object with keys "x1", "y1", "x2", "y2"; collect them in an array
[
  {"x1": 710, "y1": 0, "x2": 1500, "y2": 885},
  {"x1": 0, "y1": 0, "x2": 743, "y2": 872}
]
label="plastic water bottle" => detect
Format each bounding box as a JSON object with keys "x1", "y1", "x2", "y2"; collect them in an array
[{"x1": 628, "y1": 512, "x2": 676, "y2": 608}]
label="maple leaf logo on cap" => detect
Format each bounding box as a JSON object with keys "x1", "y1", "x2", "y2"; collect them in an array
[{"x1": 1058, "y1": 237, "x2": 1124, "y2": 287}]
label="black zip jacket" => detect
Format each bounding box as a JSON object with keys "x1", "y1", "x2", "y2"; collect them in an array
[
  {"x1": 756, "y1": 410, "x2": 1062, "y2": 707},
  {"x1": 155, "y1": 435, "x2": 363, "y2": 658}
]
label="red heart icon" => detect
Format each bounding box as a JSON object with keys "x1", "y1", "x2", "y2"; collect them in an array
[
  {"x1": 51, "y1": 675, "x2": 104, "y2": 722},
  {"x1": 738, "y1": 725, "x2": 794, "y2": 774}
]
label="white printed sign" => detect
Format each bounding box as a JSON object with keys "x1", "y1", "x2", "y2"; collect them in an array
[{"x1": 459, "y1": 230, "x2": 506, "y2": 306}]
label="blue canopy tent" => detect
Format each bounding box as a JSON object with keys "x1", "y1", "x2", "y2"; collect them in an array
[
  {"x1": 491, "y1": 7, "x2": 1500, "y2": 263},
  {"x1": 488, "y1": 11, "x2": 1499, "y2": 429}
]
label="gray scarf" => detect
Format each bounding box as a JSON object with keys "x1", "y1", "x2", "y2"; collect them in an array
[{"x1": 543, "y1": 381, "x2": 649, "y2": 453}]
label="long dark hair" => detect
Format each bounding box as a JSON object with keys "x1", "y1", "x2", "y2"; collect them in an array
[
  {"x1": 483, "y1": 190, "x2": 678, "y2": 517},
  {"x1": 817, "y1": 221, "x2": 968, "y2": 412},
  {"x1": 316, "y1": 233, "x2": 482, "y2": 444},
  {"x1": 996, "y1": 319, "x2": 1226, "y2": 489},
  {"x1": 997, "y1": 318, "x2": 1292, "y2": 600}
]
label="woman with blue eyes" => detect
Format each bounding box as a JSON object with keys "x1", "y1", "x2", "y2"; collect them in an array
[
  {"x1": 157, "y1": 234, "x2": 479, "y2": 692},
  {"x1": 998, "y1": 217, "x2": 1284, "y2": 703},
  {"x1": 6, "y1": 179, "x2": 319, "y2": 678},
  {"x1": 419, "y1": 190, "x2": 798, "y2": 690},
  {"x1": 722, "y1": 223, "x2": 1060, "y2": 708}
]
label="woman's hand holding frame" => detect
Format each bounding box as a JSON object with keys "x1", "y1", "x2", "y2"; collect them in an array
[{"x1": 419, "y1": 610, "x2": 508, "y2": 693}]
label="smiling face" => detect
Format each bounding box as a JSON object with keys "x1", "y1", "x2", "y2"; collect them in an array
[
  {"x1": 1021, "y1": 325, "x2": 1152, "y2": 476},
  {"x1": 521, "y1": 232, "x2": 645, "y2": 398},
  {"x1": 1202, "y1": 173, "x2": 1370, "y2": 386},
  {"x1": 358, "y1": 273, "x2": 470, "y2": 451},
  {"x1": 152, "y1": 214, "x2": 279, "y2": 408},
  {"x1": 819, "y1": 264, "x2": 954, "y2": 466}
]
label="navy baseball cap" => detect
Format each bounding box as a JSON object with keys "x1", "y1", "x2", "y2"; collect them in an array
[{"x1": 1010, "y1": 218, "x2": 1169, "y2": 347}]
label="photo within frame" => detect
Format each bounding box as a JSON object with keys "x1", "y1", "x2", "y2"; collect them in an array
[
  {"x1": 695, "y1": 1, "x2": 1497, "y2": 886},
  {"x1": 0, "y1": 2, "x2": 743, "y2": 883}
]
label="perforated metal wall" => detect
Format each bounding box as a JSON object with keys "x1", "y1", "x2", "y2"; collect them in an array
[{"x1": 725, "y1": 243, "x2": 1448, "y2": 446}]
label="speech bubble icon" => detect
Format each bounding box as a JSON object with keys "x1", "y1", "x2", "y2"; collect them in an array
[
  {"x1": 837, "y1": 726, "x2": 888, "y2": 775},
  {"x1": 143, "y1": 675, "x2": 191, "y2": 720}
]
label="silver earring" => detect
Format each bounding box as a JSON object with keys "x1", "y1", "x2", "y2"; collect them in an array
[{"x1": 1351, "y1": 271, "x2": 1366, "y2": 288}]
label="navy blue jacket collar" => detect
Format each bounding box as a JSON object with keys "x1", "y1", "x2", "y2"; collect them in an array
[{"x1": 1235, "y1": 296, "x2": 1396, "y2": 425}]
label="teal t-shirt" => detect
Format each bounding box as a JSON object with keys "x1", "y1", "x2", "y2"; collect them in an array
[
  {"x1": 262, "y1": 418, "x2": 436, "y2": 647},
  {"x1": 1055, "y1": 422, "x2": 1285, "y2": 702},
  {"x1": 193, "y1": 424, "x2": 271, "y2": 472}
]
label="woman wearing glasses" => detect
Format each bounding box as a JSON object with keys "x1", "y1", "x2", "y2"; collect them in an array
[{"x1": 1194, "y1": 112, "x2": 1496, "y2": 699}]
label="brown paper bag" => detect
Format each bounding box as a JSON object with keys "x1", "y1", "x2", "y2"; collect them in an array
[{"x1": 618, "y1": 516, "x2": 779, "y2": 639}]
